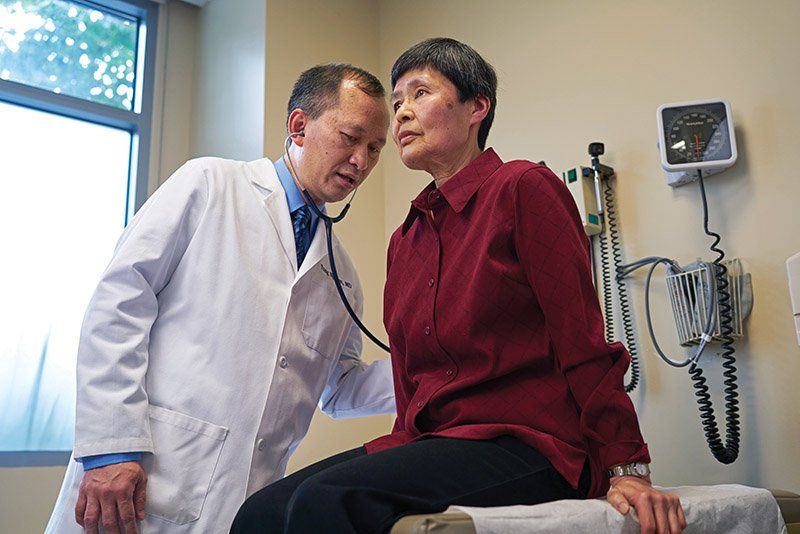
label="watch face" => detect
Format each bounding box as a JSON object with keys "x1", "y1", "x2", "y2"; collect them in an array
[
  {"x1": 634, "y1": 463, "x2": 649, "y2": 476},
  {"x1": 661, "y1": 102, "x2": 732, "y2": 165}
]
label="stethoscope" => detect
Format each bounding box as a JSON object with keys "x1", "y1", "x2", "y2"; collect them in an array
[{"x1": 284, "y1": 133, "x2": 390, "y2": 353}]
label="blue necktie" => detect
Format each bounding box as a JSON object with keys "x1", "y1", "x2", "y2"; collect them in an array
[{"x1": 292, "y1": 205, "x2": 312, "y2": 267}]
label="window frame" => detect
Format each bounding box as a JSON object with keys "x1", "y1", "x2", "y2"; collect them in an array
[
  {"x1": 0, "y1": 0, "x2": 159, "y2": 467},
  {"x1": 0, "y1": 0, "x2": 159, "y2": 221}
]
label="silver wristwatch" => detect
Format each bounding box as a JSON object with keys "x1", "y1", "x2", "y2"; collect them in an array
[{"x1": 607, "y1": 462, "x2": 650, "y2": 479}]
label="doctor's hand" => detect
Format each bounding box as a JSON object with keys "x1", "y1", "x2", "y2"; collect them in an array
[
  {"x1": 607, "y1": 475, "x2": 686, "y2": 534},
  {"x1": 75, "y1": 461, "x2": 147, "y2": 534}
]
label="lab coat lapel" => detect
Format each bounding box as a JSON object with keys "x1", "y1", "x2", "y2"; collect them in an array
[
  {"x1": 247, "y1": 159, "x2": 297, "y2": 271},
  {"x1": 263, "y1": 192, "x2": 298, "y2": 270}
]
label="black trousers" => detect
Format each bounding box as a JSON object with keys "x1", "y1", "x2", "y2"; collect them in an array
[{"x1": 231, "y1": 436, "x2": 590, "y2": 534}]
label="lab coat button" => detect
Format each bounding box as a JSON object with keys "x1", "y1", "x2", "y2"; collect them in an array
[
  {"x1": 279, "y1": 356, "x2": 288, "y2": 368},
  {"x1": 424, "y1": 326, "x2": 431, "y2": 335},
  {"x1": 257, "y1": 438, "x2": 266, "y2": 451}
]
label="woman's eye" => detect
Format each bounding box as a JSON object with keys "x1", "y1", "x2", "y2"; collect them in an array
[
  {"x1": 392, "y1": 102, "x2": 401, "y2": 112},
  {"x1": 415, "y1": 89, "x2": 426, "y2": 98}
]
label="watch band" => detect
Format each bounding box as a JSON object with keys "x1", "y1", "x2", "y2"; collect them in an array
[{"x1": 607, "y1": 462, "x2": 650, "y2": 479}]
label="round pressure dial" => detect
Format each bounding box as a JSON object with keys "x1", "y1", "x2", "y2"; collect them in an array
[{"x1": 659, "y1": 101, "x2": 734, "y2": 167}]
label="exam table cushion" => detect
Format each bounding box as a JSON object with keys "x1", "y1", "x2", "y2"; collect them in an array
[{"x1": 390, "y1": 486, "x2": 799, "y2": 534}]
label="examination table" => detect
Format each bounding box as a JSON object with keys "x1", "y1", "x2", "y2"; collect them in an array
[{"x1": 391, "y1": 486, "x2": 800, "y2": 533}]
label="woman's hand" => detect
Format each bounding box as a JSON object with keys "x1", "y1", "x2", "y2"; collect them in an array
[{"x1": 606, "y1": 475, "x2": 686, "y2": 534}]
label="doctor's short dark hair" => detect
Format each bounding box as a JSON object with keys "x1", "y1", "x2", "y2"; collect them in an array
[
  {"x1": 287, "y1": 64, "x2": 385, "y2": 124},
  {"x1": 391, "y1": 37, "x2": 497, "y2": 150}
]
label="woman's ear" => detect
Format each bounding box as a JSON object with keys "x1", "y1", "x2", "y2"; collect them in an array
[
  {"x1": 470, "y1": 95, "x2": 491, "y2": 126},
  {"x1": 287, "y1": 109, "x2": 308, "y2": 146}
]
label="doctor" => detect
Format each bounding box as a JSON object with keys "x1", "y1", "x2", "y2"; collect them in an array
[{"x1": 45, "y1": 63, "x2": 394, "y2": 533}]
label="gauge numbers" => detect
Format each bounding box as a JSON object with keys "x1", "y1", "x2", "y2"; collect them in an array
[{"x1": 662, "y1": 102, "x2": 732, "y2": 165}]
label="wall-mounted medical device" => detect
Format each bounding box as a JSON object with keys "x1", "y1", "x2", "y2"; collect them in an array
[
  {"x1": 657, "y1": 99, "x2": 738, "y2": 187},
  {"x1": 666, "y1": 259, "x2": 752, "y2": 347},
  {"x1": 563, "y1": 144, "x2": 640, "y2": 393},
  {"x1": 562, "y1": 102, "x2": 749, "y2": 463},
  {"x1": 614, "y1": 98, "x2": 748, "y2": 464},
  {"x1": 563, "y1": 166, "x2": 602, "y2": 236}
]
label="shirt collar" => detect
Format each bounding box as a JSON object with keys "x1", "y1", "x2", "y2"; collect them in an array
[
  {"x1": 440, "y1": 148, "x2": 502, "y2": 212},
  {"x1": 274, "y1": 156, "x2": 309, "y2": 214},
  {"x1": 406, "y1": 148, "x2": 501, "y2": 221},
  {"x1": 402, "y1": 148, "x2": 503, "y2": 234},
  {"x1": 411, "y1": 148, "x2": 502, "y2": 213}
]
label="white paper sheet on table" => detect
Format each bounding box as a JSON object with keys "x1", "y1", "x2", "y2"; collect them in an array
[{"x1": 450, "y1": 484, "x2": 786, "y2": 534}]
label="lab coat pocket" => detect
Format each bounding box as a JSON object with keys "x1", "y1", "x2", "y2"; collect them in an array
[
  {"x1": 301, "y1": 267, "x2": 355, "y2": 359},
  {"x1": 142, "y1": 405, "x2": 229, "y2": 525}
]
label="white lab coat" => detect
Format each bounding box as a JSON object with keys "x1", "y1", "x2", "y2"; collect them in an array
[{"x1": 45, "y1": 157, "x2": 395, "y2": 533}]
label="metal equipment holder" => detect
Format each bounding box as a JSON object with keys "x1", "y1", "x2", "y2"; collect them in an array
[{"x1": 665, "y1": 259, "x2": 750, "y2": 346}]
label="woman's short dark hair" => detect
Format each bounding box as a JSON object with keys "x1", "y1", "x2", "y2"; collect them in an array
[
  {"x1": 391, "y1": 38, "x2": 497, "y2": 150},
  {"x1": 288, "y1": 63, "x2": 385, "y2": 125}
]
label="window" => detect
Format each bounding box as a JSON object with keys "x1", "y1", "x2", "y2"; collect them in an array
[{"x1": 0, "y1": 0, "x2": 158, "y2": 465}]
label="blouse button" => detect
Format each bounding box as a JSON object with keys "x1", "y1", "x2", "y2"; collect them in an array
[
  {"x1": 424, "y1": 326, "x2": 431, "y2": 335},
  {"x1": 416, "y1": 401, "x2": 423, "y2": 408},
  {"x1": 446, "y1": 369, "x2": 454, "y2": 376},
  {"x1": 428, "y1": 278, "x2": 435, "y2": 287}
]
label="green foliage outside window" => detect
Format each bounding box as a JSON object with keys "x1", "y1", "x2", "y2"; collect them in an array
[{"x1": 0, "y1": 0, "x2": 138, "y2": 110}]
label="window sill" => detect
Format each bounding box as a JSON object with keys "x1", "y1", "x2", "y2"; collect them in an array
[{"x1": 0, "y1": 451, "x2": 71, "y2": 468}]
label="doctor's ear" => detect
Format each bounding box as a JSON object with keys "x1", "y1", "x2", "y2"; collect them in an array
[{"x1": 287, "y1": 109, "x2": 308, "y2": 146}]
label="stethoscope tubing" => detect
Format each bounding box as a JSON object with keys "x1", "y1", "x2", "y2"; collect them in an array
[
  {"x1": 315, "y1": 208, "x2": 391, "y2": 353},
  {"x1": 285, "y1": 135, "x2": 390, "y2": 353}
]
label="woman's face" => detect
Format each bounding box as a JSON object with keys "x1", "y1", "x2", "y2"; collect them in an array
[{"x1": 390, "y1": 67, "x2": 477, "y2": 172}]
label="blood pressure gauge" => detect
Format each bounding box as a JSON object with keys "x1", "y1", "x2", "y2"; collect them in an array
[{"x1": 657, "y1": 99, "x2": 737, "y2": 187}]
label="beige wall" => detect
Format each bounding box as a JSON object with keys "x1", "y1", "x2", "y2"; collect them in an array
[
  {"x1": 0, "y1": 465, "x2": 68, "y2": 533},
  {"x1": 264, "y1": 0, "x2": 395, "y2": 475},
  {"x1": 378, "y1": 0, "x2": 800, "y2": 491}
]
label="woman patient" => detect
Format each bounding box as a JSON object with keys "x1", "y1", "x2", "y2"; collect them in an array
[{"x1": 232, "y1": 38, "x2": 686, "y2": 534}]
